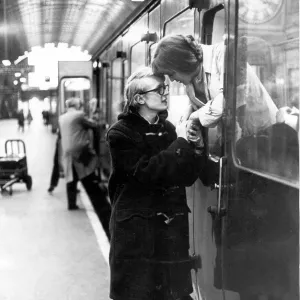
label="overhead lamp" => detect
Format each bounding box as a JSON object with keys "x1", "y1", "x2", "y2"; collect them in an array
[
  {"x1": 93, "y1": 61, "x2": 97, "y2": 68},
  {"x1": 45, "y1": 43, "x2": 55, "y2": 48},
  {"x1": 15, "y1": 72, "x2": 21, "y2": 77},
  {"x1": 13, "y1": 80, "x2": 18, "y2": 85},
  {"x1": 58, "y1": 43, "x2": 68, "y2": 48},
  {"x1": 2, "y1": 60, "x2": 11, "y2": 66},
  {"x1": 20, "y1": 77, "x2": 26, "y2": 83}
]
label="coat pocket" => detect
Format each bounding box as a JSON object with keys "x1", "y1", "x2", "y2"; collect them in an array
[{"x1": 113, "y1": 209, "x2": 155, "y2": 259}]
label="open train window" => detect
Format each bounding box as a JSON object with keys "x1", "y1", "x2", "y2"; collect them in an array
[
  {"x1": 163, "y1": 8, "x2": 195, "y2": 126},
  {"x1": 232, "y1": 1, "x2": 299, "y2": 188},
  {"x1": 200, "y1": 5, "x2": 226, "y2": 157}
]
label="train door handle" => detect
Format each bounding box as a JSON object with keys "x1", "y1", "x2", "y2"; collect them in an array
[{"x1": 207, "y1": 156, "x2": 227, "y2": 218}]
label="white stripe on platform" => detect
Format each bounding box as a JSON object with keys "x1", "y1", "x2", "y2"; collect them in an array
[{"x1": 79, "y1": 184, "x2": 110, "y2": 266}]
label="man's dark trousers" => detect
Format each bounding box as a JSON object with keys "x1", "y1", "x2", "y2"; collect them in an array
[{"x1": 67, "y1": 165, "x2": 111, "y2": 239}]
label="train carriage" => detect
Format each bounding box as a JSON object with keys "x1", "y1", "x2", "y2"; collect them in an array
[{"x1": 89, "y1": 0, "x2": 299, "y2": 299}]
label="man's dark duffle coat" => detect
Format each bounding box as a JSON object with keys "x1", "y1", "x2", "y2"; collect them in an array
[{"x1": 106, "y1": 108, "x2": 204, "y2": 300}]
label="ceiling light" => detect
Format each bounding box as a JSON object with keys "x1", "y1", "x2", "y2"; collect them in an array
[
  {"x1": 15, "y1": 72, "x2": 21, "y2": 77},
  {"x1": 20, "y1": 77, "x2": 26, "y2": 83},
  {"x1": 2, "y1": 60, "x2": 11, "y2": 66},
  {"x1": 45, "y1": 43, "x2": 55, "y2": 48},
  {"x1": 58, "y1": 43, "x2": 69, "y2": 48},
  {"x1": 13, "y1": 80, "x2": 18, "y2": 85}
]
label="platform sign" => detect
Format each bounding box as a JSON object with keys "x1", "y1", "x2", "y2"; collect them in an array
[
  {"x1": 0, "y1": 65, "x2": 35, "y2": 74},
  {"x1": 0, "y1": 88, "x2": 16, "y2": 94}
]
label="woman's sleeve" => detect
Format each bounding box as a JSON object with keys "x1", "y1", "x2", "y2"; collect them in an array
[{"x1": 107, "y1": 130, "x2": 204, "y2": 187}]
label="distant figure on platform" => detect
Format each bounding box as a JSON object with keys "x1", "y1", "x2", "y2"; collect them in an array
[
  {"x1": 47, "y1": 131, "x2": 62, "y2": 193},
  {"x1": 27, "y1": 109, "x2": 33, "y2": 127},
  {"x1": 17, "y1": 109, "x2": 25, "y2": 132},
  {"x1": 42, "y1": 110, "x2": 50, "y2": 126},
  {"x1": 59, "y1": 97, "x2": 111, "y2": 239}
]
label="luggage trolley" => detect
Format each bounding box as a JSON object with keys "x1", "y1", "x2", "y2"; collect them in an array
[{"x1": 0, "y1": 139, "x2": 32, "y2": 195}]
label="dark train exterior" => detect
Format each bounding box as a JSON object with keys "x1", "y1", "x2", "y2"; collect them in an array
[{"x1": 56, "y1": 0, "x2": 299, "y2": 299}]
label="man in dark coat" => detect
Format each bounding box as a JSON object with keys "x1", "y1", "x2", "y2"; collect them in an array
[{"x1": 106, "y1": 67, "x2": 205, "y2": 300}]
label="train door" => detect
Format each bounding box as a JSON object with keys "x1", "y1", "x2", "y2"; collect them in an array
[
  {"x1": 219, "y1": 0, "x2": 299, "y2": 299},
  {"x1": 57, "y1": 61, "x2": 93, "y2": 117},
  {"x1": 162, "y1": 3, "x2": 226, "y2": 300}
]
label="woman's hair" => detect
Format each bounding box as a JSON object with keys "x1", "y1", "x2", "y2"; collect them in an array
[
  {"x1": 124, "y1": 66, "x2": 165, "y2": 110},
  {"x1": 152, "y1": 34, "x2": 203, "y2": 75}
]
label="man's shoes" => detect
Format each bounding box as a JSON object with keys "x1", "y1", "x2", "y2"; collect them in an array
[
  {"x1": 68, "y1": 205, "x2": 79, "y2": 211},
  {"x1": 48, "y1": 186, "x2": 55, "y2": 193}
]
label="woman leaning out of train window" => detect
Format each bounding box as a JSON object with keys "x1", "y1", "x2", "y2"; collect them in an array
[
  {"x1": 152, "y1": 34, "x2": 225, "y2": 130},
  {"x1": 152, "y1": 35, "x2": 278, "y2": 139},
  {"x1": 106, "y1": 66, "x2": 205, "y2": 300}
]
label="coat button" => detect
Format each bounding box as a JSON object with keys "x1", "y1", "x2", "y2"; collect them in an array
[{"x1": 176, "y1": 149, "x2": 181, "y2": 156}]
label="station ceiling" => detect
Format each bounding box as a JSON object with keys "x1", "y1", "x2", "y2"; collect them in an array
[{"x1": 0, "y1": 0, "x2": 148, "y2": 62}]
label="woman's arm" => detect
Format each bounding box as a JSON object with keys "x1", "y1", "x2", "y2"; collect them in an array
[{"x1": 107, "y1": 130, "x2": 204, "y2": 187}]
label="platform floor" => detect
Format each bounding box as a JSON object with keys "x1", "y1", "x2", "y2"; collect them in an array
[{"x1": 0, "y1": 116, "x2": 110, "y2": 300}]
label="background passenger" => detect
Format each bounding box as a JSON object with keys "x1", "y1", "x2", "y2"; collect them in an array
[
  {"x1": 17, "y1": 109, "x2": 25, "y2": 132},
  {"x1": 59, "y1": 97, "x2": 111, "y2": 239},
  {"x1": 106, "y1": 67, "x2": 205, "y2": 300},
  {"x1": 27, "y1": 109, "x2": 33, "y2": 127}
]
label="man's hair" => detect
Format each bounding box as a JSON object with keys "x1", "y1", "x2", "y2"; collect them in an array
[
  {"x1": 152, "y1": 34, "x2": 202, "y2": 75},
  {"x1": 65, "y1": 97, "x2": 81, "y2": 109},
  {"x1": 124, "y1": 66, "x2": 165, "y2": 110}
]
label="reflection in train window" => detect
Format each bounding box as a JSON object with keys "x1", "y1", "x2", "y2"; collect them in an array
[
  {"x1": 111, "y1": 59, "x2": 123, "y2": 124},
  {"x1": 234, "y1": 3, "x2": 299, "y2": 186},
  {"x1": 164, "y1": 8, "x2": 194, "y2": 126}
]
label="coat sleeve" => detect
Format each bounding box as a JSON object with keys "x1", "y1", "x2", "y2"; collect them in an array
[{"x1": 107, "y1": 129, "x2": 204, "y2": 187}]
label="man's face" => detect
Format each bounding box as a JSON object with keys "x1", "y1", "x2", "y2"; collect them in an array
[{"x1": 139, "y1": 76, "x2": 169, "y2": 113}]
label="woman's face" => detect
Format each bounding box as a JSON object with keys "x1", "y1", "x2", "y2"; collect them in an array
[
  {"x1": 139, "y1": 76, "x2": 169, "y2": 113},
  {"x1": 166, "y1": 70, "x2": 194, "y2": 85}
]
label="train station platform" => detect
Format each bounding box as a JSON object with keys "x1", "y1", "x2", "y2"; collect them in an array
[{"x1": 0, "y1": 115, "x2": 110, "y2": 300}]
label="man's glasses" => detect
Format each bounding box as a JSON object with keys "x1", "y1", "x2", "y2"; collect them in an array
[{"x1": 139, "y1": 84, "x2": 169, "y2": 96}]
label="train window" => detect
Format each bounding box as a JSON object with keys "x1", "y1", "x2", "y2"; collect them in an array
[
  {"x1": 61, "y1": 77, "x2": 91, "y2": 113},
  {"x1": 164, "y1": 8, "x2": 195, "y2": 126},
  {"x1": 148, "y1": 4, "x2": 160, "y2": 65},
  {"x1": 233, "y1": 1, "x2": 299, "y2": 187},
  {"x1": 99, "y1": 66, "x2": 108, "y2": 124},
  {"x1": 131, "y1": 43, "x2": 146, "y2": 74},
  {"x1": 111, "y1": 59, "x2": 124, "y2": 124},
  {"x1": 124, "y1": 60, "x2": 129, "y2": 80}
]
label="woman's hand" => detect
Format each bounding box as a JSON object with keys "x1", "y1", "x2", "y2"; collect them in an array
[
  {"x1": 186, "y1": 120, "x2": 204, "y2": 148},
  {"x1": 176, "y1": 120, "x2": 188, "y2": 140},
  {"x1": 188, "y1": 110, "x2": 200, "y2": 122}
]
